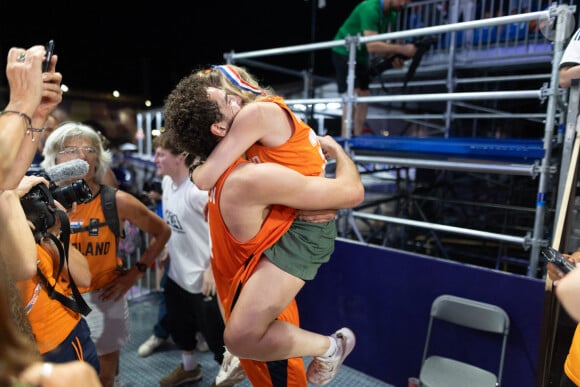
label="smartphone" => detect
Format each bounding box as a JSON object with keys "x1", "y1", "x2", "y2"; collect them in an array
[
  {"x1": 43, "y1": 40, "x2": 55, "y2": 72},
  {"x1": 541, "y1": 246, "x2": 576, "y2": 274}
]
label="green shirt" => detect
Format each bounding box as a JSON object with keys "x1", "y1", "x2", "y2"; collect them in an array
[{"x1": 332, "y1": 0, "x2": 398, "y2": 65}]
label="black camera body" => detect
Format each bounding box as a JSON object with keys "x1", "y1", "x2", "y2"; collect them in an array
[
  {"x1": 50, "y1": 179, "x2": 93, "y2": 209},
  {"x1": 20, "y1": 179, "x2": 93, "y2": 235},
  {"x1": 368, "y1": 35, "x2": 438, "y2": 79}
]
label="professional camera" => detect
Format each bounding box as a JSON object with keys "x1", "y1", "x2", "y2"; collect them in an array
[
  {"x1": 368, "y1": 35, "x2": 438, "y2": 79},
  {"x1": 20, "y1": 179, "x2": 93, "y2": 234},
  {"x1": 368, "y1": 54, "x2": 401, "y2": 79}
]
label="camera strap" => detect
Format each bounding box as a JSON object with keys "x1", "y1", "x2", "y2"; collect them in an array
[{"x1": 35, "y1": 185, "x2": 91, "y2": 316}]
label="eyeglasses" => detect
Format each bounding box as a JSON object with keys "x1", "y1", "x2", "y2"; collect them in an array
[{"x1": 58, "y1": 146, "x2": 97, "y2": 156}]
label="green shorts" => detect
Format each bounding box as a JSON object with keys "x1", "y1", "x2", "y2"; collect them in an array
[{"x1": 263, "y1": 220, "x2": 337, "y2": 281}]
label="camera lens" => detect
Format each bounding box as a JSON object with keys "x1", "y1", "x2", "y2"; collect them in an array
[{"x1": 51, "y1": 179, "x2": 93, "y2": 209}]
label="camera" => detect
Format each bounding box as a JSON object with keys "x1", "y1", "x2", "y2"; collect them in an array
[
  {"x1": 20, "y1": 179, "x2": 93, "y2": 235},
  {"x1": 51, "y1": 179, "x2": 93, "y2": 209},
  {"x1": 368, "y1": 54, "x2": 402, "y2": 78},
  {"x1": 368, "y1": 35, "x2": 438, "y2": 79}
]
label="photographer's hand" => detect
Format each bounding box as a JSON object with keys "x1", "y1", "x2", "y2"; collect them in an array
[
  {"x1": 16, "y1": 175, "x2": 49, "y2": 198},
  {"x1": 1, "y1": 46, "x2": 47, "y2": 189},
  {"x1": 399, "y1": 43, "x2": 417, "y2": 59},
  {"x1": 100, "y1": 269, "x2": 141, "y2": 302},
  {"x1": 4, "y1": 46, "x2": 45, "y2": 116}
]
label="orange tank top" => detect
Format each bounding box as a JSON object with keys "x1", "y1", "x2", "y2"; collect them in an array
[
  {"x1": 245, "y1": 96, "x2": 326, "y2": 177},
  {"x1": 69, "y1": 189, "x2": 120, "y2": 292},
  {"x1": 208, "y1": 159, "x2": 296, "y2": 319},
  {"x1": 565, "y1": 323, "x2": 580, "y2": 384},
  {"x1": 17, "y1": 246, "x2": 80, "y2": 354}
]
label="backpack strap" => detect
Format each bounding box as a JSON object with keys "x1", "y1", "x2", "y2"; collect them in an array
[
  {"x1": 99, "y1": 185, "x2": 123, "y2": 244},
  {"x1": 37, "y1": 213, "x2": 91, "y2": 316},
  {"x1": 70, "y1": 185, "x2": 124, "y2": 244}
]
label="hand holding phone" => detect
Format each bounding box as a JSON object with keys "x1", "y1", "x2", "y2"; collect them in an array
[
  {"x1": 541, "y1": 246, "x2": 576, "y2": 274},
  {"x1": 43, "y1": 40, "x2": 55, "y2": 72}
]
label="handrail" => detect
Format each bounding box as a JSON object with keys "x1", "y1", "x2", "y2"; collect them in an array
[{"x1": 225, "y1": 11, "x2": 550, "y2": 61}]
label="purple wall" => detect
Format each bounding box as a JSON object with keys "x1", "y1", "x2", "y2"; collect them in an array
[{"x1": 297, "y1": 239, "x2": 545, "y2": 386}]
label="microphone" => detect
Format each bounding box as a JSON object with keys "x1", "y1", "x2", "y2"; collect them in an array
[{"x1": 45, "y1": 159, "x2": 90, "y2": 183}]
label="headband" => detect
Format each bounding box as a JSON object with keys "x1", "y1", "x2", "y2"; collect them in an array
[{"x1": 211, "y1": 65, "x2": 266, "y2": 96}]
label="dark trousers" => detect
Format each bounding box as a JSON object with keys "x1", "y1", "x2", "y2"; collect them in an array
[
  {"x1": 153, "y1": 263, "x2": 170, "y2": 339},
  {"x1": 165, "y1": 277, "x2": 225, "y2": 364}
]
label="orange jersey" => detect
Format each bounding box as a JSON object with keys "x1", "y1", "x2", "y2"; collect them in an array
[
  {"x1": 565, "y1": 323, "x2": 580, "y2": 385},
  {"x1": 246, "y1": 96, "x2": 326, "y2": 177},
  {"x1": 208, "y1": 158, "x2": 307, "y2": 386},
  {"x1": 208, "y1": 158, "x2": 295, "y2": 316},
  {"x1": 17, "y1": 246, "x2": 80, "y2": 354},
  {"x1": 69, "y1": 189, "x2": 120, "y2": 292}
]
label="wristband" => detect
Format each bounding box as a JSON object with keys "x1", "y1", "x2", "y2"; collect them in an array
[
  {"x1": 0, "y1": 110, "x2": 44, "y2": 141},
  {"x1": 135, "y1": 262, "x2": 148, "y2": 273}
]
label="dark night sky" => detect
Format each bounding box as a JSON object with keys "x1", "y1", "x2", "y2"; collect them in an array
[{"x1": 1, "y1": 1, "x2": 361, "y2": 107}]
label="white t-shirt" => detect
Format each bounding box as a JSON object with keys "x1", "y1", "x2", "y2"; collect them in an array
[
  {"x1": 560, "y1": 27, "x2": 580, "y2": 68},
  {"x1": 162, "y1": 174, "x2": 210, "y2": 293}
]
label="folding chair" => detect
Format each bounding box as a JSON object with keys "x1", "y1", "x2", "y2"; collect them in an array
[{"x1": 419, "y1": 294, "x2": 510, "y2": 387}]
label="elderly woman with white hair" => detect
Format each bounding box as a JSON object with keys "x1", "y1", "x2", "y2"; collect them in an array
[{"x1": 41, "y1": 122, "x2": 171, "y2": 387}]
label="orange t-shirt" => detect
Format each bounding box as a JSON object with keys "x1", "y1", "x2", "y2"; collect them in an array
[
  {"x1": 69, "y1": 189, "x2": 120, "y2": 292},
  {"x1": 564, "y1": 323, "x2": 580, "y2": 384},
  {"x1": 17, "y1": 245, "x2": 80, "y2": 354}
]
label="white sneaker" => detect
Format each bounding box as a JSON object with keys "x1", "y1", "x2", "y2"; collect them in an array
[
  {"x1": 307, "y1": 328, "x2": 356, "y2": 385},
  {"x1": 195, "y1": 331, "x2": 209, "y2": 352},
  {"x1": 137, "y1": 335, "x2": 166, "y2": 357},
  {"x1": 213, "y1": 347, "x2": 246, "y2": 386}
]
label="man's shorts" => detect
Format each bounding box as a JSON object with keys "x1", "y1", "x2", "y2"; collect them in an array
[
  {"x1": 42, "y1": 318, "x2": 100, "y2": 373},
  {"x1": 332, "y1": 50, "x2": 371, "y2": 93},
  {"x1": 82, "y1": 290, "x2": 129, "y2": 355},
  {"x1": 263, "y1": 220, "x2": 337, "y2": 280}
]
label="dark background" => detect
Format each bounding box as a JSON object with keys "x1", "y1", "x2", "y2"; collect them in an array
[{"x1": 0, "y1": 1, "x2": 361, "y2": 107}]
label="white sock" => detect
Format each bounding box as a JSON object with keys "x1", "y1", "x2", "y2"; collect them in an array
[
  {"x1": 182, "y1": 351, "x2": 198, "y2": 371},
  {"x1": 321, "y1": 336, "x2": 338, "y2": 358}
]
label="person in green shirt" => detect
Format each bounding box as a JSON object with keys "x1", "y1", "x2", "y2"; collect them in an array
[{"x1": 332, "y1": 0, "x2": 416, "y2": 137}]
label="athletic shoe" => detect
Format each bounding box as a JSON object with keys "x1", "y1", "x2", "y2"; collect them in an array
[
  {"x1": 160, "y1": 364, "x2": 202, "y2": 387},
  {"x1": 212, "y1": 347, "x2": 246, "y2": 386},
  {"x1": 137, "y1": 335, "x2": 166, "y2": 357},
  {"x1": 306, "y1": 328, "x2": 356, "y2": 385},
  {"x1": 195, "y1": 331, "x2": 209, "y2": 352}
]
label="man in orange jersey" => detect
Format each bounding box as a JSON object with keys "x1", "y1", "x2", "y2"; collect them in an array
[{"x1": 164, "y1": 75, "x2": 365, "y2": 386}]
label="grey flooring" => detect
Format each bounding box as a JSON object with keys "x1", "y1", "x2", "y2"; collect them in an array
[{"x1": 118, "y1": 291, "x2": 394, "y2": 387}]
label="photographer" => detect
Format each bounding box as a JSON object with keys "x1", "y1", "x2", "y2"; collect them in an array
[
  {"x1": 15, "y1": 175, "x2": 100, "y2": 372},
  {"x1": 41, "y1": 122, "x2": 171, "y2": 387},
  {"x1": 1, "y1": 177, "x2": 100, "y2": 387},
  {"x1": 332, "y1": 0, "x2": 416, "y2": 137}
]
